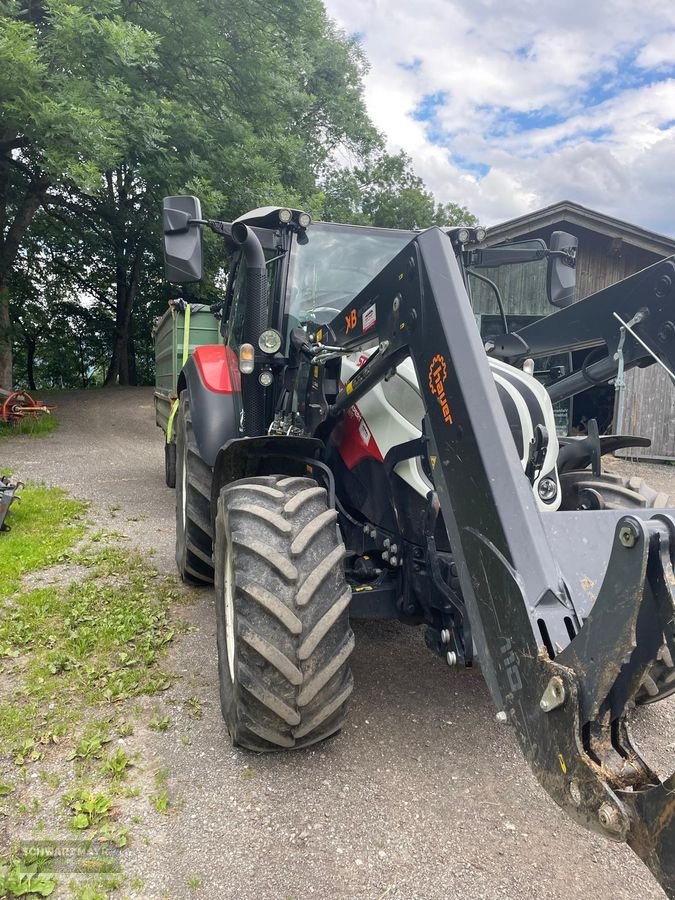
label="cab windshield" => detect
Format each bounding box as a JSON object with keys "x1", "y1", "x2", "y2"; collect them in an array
[{"x1": 287, "y1": 223, "x2": 413, "y2": 325}]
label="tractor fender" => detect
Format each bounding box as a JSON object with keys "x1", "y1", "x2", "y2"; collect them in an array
[
  {"x1": 178, "y1": 347, "x2": 240, "y2": 467},
  {"x1": 211, "y1": 435, "x2": 325, "y2": 520}
]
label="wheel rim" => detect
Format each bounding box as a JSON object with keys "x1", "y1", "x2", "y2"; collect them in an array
[{"x1": 224, "y1": 539, "x2": 236, "y2": 682}]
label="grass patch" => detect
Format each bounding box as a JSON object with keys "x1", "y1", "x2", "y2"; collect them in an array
[
  {"x1": 0, "y1": 414, "x2": 58, "y2": 439},
  {"x1": 0, "y1": 495, "x2": 184, "y2": 896},
  {"x1": 0, "y1": 547, "x2": 178, "y2": 753},
  {"x1": 0, "y1": 483, "x2": 87, "y2": 599}
]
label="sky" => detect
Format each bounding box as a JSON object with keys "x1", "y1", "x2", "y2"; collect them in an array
[{"x1": 324, "y1": 0, "x2": 675, "y2": 235}]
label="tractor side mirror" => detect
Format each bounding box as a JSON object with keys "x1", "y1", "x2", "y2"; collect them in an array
[
  {"x1": 547, "y1": 231, "x2": 577, "y2": 308},
  {"x1": 163, "y1": 196, "x2": 203, "y2": 283}
]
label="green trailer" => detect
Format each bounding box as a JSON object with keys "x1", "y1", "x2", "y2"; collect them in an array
[{"x1": 153, "y1": 301, "x2": 221, "y2": 487}]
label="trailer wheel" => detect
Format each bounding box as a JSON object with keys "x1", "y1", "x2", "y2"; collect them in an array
[
  {"x1": 561, "y1": 470, "x2": 675, "y2": 705},
  {"x1": 165, "y1": 441, "x2": 177, "y2": 489},
  {"x1": 175, "y1": 391, "x2": 214, "y2": 584},
  {"x1": 214, "y1": 475, "x2": 354, "y2": 751}
]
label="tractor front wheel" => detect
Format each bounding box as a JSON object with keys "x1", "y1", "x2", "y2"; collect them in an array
[{"x1": 214, "y1": 475, "x2": 354, "y2": 750}]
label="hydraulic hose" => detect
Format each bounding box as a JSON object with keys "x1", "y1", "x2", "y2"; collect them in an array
[{"x1": 231, "y1": 222, "x2": 267, "y2": 436}]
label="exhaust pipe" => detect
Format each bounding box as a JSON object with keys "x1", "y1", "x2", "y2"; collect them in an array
[{"x1": 231, "y1": 222, "x2": 267, "y2": 436}]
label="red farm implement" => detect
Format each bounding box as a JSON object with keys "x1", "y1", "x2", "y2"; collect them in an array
[{"x1": 0, "y1": 388, "x2": 53, "y2": 425}]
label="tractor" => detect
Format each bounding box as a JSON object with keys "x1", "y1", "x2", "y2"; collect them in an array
[{"x1": 160, "y1": 196, "x2": 675, "y2": 896}]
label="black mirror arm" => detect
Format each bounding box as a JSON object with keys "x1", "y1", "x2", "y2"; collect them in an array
[{"x1": 546, "y1": 247, "x2": 577, "y2": 268}]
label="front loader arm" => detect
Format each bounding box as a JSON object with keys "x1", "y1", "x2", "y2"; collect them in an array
[{"x1": 317, "y1": 227, "x2": 675, "y2": 897}]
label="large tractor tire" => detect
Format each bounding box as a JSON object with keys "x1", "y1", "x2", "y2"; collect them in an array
[
  {"x1": 175, "y1": 391, "x2": 214, "y2": 584},
  {"x1": 214, "y1": 475, "x2": 354, "y2": 751},
  {"x1": 561, "y1": 469, "x2": 675, "y2": 705}
]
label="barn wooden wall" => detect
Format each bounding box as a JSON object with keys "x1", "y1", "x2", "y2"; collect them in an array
[{"x1": 473, "y1": 225, "x2": 673, "y2": 459}]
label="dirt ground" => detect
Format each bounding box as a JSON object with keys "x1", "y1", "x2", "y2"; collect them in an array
[{"x1": 3, "y1": 387, "x2": 675, "y2": 900}]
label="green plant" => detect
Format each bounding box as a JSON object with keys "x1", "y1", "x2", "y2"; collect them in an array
[
  {"x1": 148, "y1": 714, "x2": 171, "y2": 733},
  {"x1": 96, "y1": 823, "x2": 130, "y2": 848},
  {"x1": 101, "y1": 748, "x2": 133, "y2": 780},
  {"x1": 68, "y1": 732, "x2": 111, "y2": 762},
  {"x1": 13, "y1": 739, "x2": 42, "y2": 766},
  {"x1": 149, "y1": 790, "x2": 169, "y2": 814},
  {"x1": 185, "y1": 696, "x2": 203, "y2": 719},
  {"x1": 0, "y1": 858, "x2": 56, "y2": 897},
  {"x1": 187, "y1": 874, "x2": 202, "y2": 890},
  {"x1": 67, "y1": 791, "x2": 113, "y2": 830},
  {"x1": 0, "y1": 415, "x2": 59, "y2": 440}
]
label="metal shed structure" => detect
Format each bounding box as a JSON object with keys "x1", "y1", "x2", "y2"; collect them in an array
[{"x1": 472, "y1": 201, "x2": 675, "y2": 459}]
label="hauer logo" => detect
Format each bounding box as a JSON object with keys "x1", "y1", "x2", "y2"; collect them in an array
[{"x1": 428, "y1": 354, "x2": 453, "y2": 424}]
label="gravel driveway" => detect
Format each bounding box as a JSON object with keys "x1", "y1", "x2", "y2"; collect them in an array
[{"x1": 3, "y1": 387, "x2": 674, "y2": 900}]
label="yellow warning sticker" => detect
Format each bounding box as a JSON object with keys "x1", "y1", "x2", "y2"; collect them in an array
[
  {"x1": 346, "y1": 382, "x2": 354, "y2": 395},
  {"x1": 316, "y1": 329, "x2": 323, "y2": 342},
  {"x1": 430, "y1": 455, "x2": 437, "y2": 469},
  {"x1": 558, "y1": 753, "x2": 567, "y2": 774}
]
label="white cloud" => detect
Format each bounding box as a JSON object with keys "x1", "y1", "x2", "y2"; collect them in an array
[{"x1": 325, "y1": 0, "x2": 675, "y2": 233}]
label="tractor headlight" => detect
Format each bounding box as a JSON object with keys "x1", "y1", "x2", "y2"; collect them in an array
[
  {"x1": 474, "y1": 226, "x2": 487, "y2": 243},
  {"x1": 259, "y1": 329, "x2": 282, "y2": 354},
  {"x1": 278, "y1": 208, "x2": 292, "y2": 224},
  {"x1": 259, "y1": 369, "x2": 274, "y2": 387},
  {"x1": 298, "y1": 212, "x2": 311, "y2": 228},
  {"x1": 239, "y1": 343, "x2": 255, "y2": 374},
  {"x1": 457, "y1": 228, "x2": 470, "y2": 244}
]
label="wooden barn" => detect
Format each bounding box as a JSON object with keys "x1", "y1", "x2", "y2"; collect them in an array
[{"x1": 470, "y1": 200, "x2": 675, "y2": 459}]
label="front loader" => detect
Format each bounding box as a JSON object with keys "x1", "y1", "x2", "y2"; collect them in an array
[{"x1": 162, "y1": 195, "x2": 675, "y2": 896}]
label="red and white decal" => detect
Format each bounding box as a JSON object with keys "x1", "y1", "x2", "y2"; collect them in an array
[
  {"x1": 362, "y1": 303, "x2": 377, "y2": 333},
  {"x1": 337, "y1": 402, "x2": 383, "y2": 470}
]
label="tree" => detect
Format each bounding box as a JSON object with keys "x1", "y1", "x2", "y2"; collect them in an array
[
  {"x1": 0, "y1": 0, "x2": 159, "y2": 388},
  {"x1": 12, "y1": 0, "x2": 380, "y2": 385},
  {"x1": 3, "y1": 2, "x2": 475, "y2": 390},
  {"x1": 321, "y1": 150, "x2": 477, "y2": 230}
]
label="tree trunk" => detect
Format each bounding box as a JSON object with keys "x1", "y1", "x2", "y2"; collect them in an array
[
  {"x1": 0, "y1": 281, "x2": 11, "y2": 391},
  {"x1": 0, "y1": 158, "x2": 48, "y2": 390},
  {"x1": 25, "y1": 332, "x2": 36, "y2": 391},
  {"x1": 105, "y1": 243, "x2": 143, "y2": 386}
]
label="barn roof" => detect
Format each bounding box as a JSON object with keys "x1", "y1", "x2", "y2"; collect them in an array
[{"x1": 486, "y1": 200, "x2": 675, "y2": 258}]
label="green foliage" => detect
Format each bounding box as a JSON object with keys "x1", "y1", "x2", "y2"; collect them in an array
[
  {"x1": 0, "y1": 535, "x2": 178, "y2": 753},
  {"x1": 68, "y1": 730, "x2": 112, "y2": 762},
  {"x1": 0, "y1": 483, "x2": 87, "y2": 599},
  {"x1": 147, "y1": 713, "x2": 171, "y2": 733},
  {"x1": 322, "y1": 150, "x2": 477, "y2": 229},
  {"x1": 67, "y1": 790, "x2": 113, "y2": 830},
  {"x1": 2, "y1": 0, "x2": 477, "y2": 390},
  {"x1": 0, "y1": 414, "x2": 58, "y2": 438},
  {"x1": 0, "y1": 857, "x2": 56, "y2": 897},
  {"x1": 101, "y1": 747, "x2": 133, "y2": 780},
  {"x1": 149, "y1": 790, "x2": 169, "y2": 815}
]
